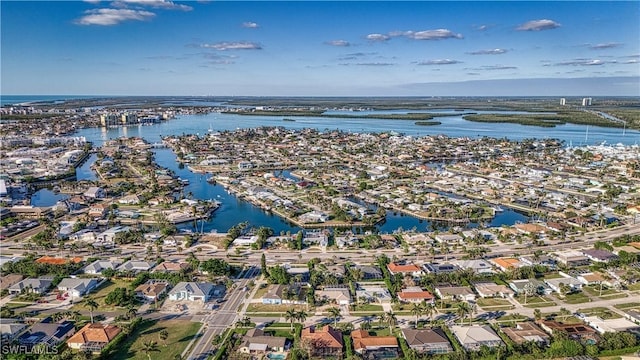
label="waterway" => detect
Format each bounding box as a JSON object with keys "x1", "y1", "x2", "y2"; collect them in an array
[{"x1": 71, "y1": 110, "x2": 638, "y2": 233}]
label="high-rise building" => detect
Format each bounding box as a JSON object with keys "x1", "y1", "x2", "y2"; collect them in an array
[
  {"x1": 100, "y1": 114, "x2": 120, "y2": 127},
  {"x1": 581, "y1": 98, "x2": 592, "y2": 106},
  {"x1": 121, "y1": 113, "x2": 138, "y2": 125},
  {"x1": 560, "y1": 98, "x2": 566, "y2": 106}
]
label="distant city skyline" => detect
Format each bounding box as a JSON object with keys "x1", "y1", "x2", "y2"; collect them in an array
[{"x1": 1, "y1": 1, "x2": 639, "y2": 96}]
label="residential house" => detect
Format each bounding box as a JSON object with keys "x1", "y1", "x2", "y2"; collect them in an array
[
  {"x1": 325, "y1": 264, "x2": 346, "y2": 279},
  {"x1": 355, "y1": 265, "x2": 383, "y2": 280},
  {"x1": 8, "y1": 277, "x2": 53, "y2": 295},
  {"x1": 17, "y1": 320, "x2": 75, "y2": 349},
  {"x1": 434, "y1": 233, "x2": 463, "y2": 245},
  {"x1": 69, "y1": 229, "x2": 98, "y2": 243},
  {"x1": 84, "y1": 187, "x2": 106, "y2": 199},
  {"x1": 423, "y1": 263, "x2": 459, "y2": 274},
  {"x1": 355, "y1": 284, "x2": 392, "y2": 305},
  {"x1": 117, "y1": 260, "x2": 155, "y2": 274},
  {"x1": 66, "y1": 323, "x2": 121, "y2": 353},
  {"x1": 134, "y1": 280, "x2": 169, "y2": 302},
  {"x1": 519, "y1": 255, "x2": 557, "y2": 269},
  {"x1": 0, "y1": 274, "x2": 23, "y2": 290},
  {"x1": 301, "y1": 325, "x2": 343, "y2": 358},
  {"x1": 451, "y1": 259, "x2": 494, "y2": 275},
  {"x1": 316, "y1": 287, "x2": 352, "y2": 306},
  {"x1": 555, "y1": 250, "x2": 590, "y2": 267},
  {"x1": 88, "y1": 204, "x2": 108, "y2": 219},
  {"x1": 583, "y1": 316, "x2": 640, "y2": 334},
  {"x1": 434, "y1": 286, "x2": 476, "y2": 302},
  {"x1": 285, "y1": 265, "x2": 310, "y2": 282},
  {"x1": 1, "y1": 321, "x2": 28, "y2": 343},
  {"x1": 624, "y1": 310, "x2": 640, "y2": 325},
  {"x1": 83, "y1": 260, "x2": 119, "y2": 275},
  {"x1": 537, "y1": 320, "x2": 599, "y2": 344},
  {"x1": 118, "y1": 194, "x2": 140, "y2": 205},
  {"x1": 401, "y1": 328, "x2": 453, "y2": 354},
  {"x1": 57, "y1": 278, "x2": 102, "y2": 299},
  {"x1": 387, "y1": 263, "x2": 422, "y2": 277},
  {"x1": 577, "y1": 272, "x2": 617, "y2": 287},
  {"x1": 582, "y1": 249, "x2": 618, "y2": 263},
  {"x1": 238, "y1": 328, "x2": 288, "y2": 354},
  {"x1": 449, "y1": 325, "x2": 504, "y2": 351},
  {"x1": 262, "y1": 284, "x2": 306, "y2": 305},
  {"x1": 509, "y1": 279, "x2": 551, "y2": 296},
  {"x1": 397, "y1": 287, "x2": 435, "y2": 304},
  {"x1": 95, "y1": 226, "x2": 130, "y2": 247},
  {"x1": 490, "y1": 257, "x2": 522, "y2": 272},
  {"x1": 153, "y1": 261, "x2": 189, "y2": 273},
  {"x1": 544, "y1": 275, "x2": 583, "y2": 295},
  {"x1": 351, "y1": 329, "x2": 399, "y2": 358},
  {"x1": 472, "y1": 282, "x2": 514, "y2": 298},
  {"x1": 502, "y1": 322, "x2": 550, "y2": 345},
  {"x1": 168, "y1": 282, "x2": 219, "y2": 302}
]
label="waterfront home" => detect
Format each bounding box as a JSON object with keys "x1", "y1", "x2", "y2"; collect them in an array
[
  {"x1": 401, "y1": 328, "x2": 453, "y2": 354},
  {"x1": 135, "y1": 280, "x2": 169, "y2": 302},
  {"x1": 301, "y1": 325, "x2": 343, "y2": 358},
  {"x1": 83, "y1": 187, "x2": 105, "y2": 199},
  {"x1": 118, "y1": 194, "x2": 141, "y2": 205},
  {"x1": 449, "y1": 325, "x2": 503, "y2": 351},
  {"x1": 472, "y1": 282, "x2": 514, "y2": 298},
  {"x1": 397, "y1": 287, "x2": 435, "y2": 304},
  {"x1": 302, "y1": 230, "x2": 328, "y2": 247},
  {"x1": 168, "y1": 282, "x2": 219, "y2": 302},
  {"x1": 8, "y1": 277, "x2": 53, "y2": 295},
  {"x1": 66, "y1": 323, "x2": 121, "y2": 353},
  {"x1": 238, "y1": 328, "x2": 288, "y2": 355},
  {"x1": 451, "y1": 259, "x2": 494, "y2": 275},
  {"x1": 298, "y1": 211, "x2": 329, "y2": 224},
  {"x1": 434, "y1": 286, "x2": 476, "y2": 302},
  {"x1": 351, "y1": 329, "x2": 399, "y2": 357},
  {"x1": 502, "y1": 322, "x2": 550, "y2": 345},
  {"x1": 387, "y1": 263, "x2": 422, "y2": 277},
  {"x1": 434, "y1": 233, "x2": 463, "y2": 245},
  {"x1": 57, "y1": 278, "x2": 102, "y2": 299},
  {"x1": 117, "y1": 260, "x2": 155, "y2": 274},
  {"x1": 83, "y1": 260, "x2": 119, "y2": 275},
  {"x1": 18, "y1": 320, "x2": 75, "y2": 349}
]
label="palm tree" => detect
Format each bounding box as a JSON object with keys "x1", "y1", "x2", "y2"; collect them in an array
[
  {"x1": 285, "y1": 308, "x2": 298, "y2": 331},
  {"x1": 296, "y1": 310, "x2": 308, "y2": 326},
  {"x1": 384, "y1": 311, "x2": 397, "y2": 334},
  {"x1": 410, "y1": 303, "x2": 423, "y2": 327},
  {"x1": 327, "y1": 307, "x2": 341, "y2": 327},
  {"x1": 455, "y1": 302, "x2": 472, "y2": 325},
  {"x1": 140, "y1": 340, "x2": 159, "y2": 360},
  {"x1": 126, "y1": 305, "x2": 137, "y2": 320},
  {"x1": 84, "y1": 297, "x2": 99, "y2": 323},
  {"x1": 422, "y1": 302, "x2": 437, "y2": 325},
  {"x1": 159, "y1": 329, "x2": 169, "y2": 346}
]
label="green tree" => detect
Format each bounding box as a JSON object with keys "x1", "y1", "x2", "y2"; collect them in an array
[
  {"x1": 84, "y1": 297, "x2": 99, "y2": 323},
  {"x1": 327, "y1": 307, "x2": 341, "y2": 327},
  {"x1": 285, "y1": 308, "x2": 298, "y2": 331},
  {"x1": 159, "y1": 329, "x2": 169, "y2": 346},
  {"x1": 141, "y1": 340, "x2": 160, "y2": 360}
]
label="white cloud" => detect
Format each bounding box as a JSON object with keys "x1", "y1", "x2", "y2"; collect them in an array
[
  {"x1": 112, "y1": 0, "x2": 192, "y2": 11},
  {"x1": 416, "y1": 59, "x2": 461, "y2": 65},
  {"x1": 589, "y1": 42, "x2": 621, "y2": 50},
  {"x1": 242, "y1": 22, "x2": 259, "y2": 28},
  {"x1": 325, "y1": 40, "x2": 350, "y2": 47},
  {"x1": 405, "y1": 29, "x2": 463, "y2": 40},
  {"x1": 467, "y1": 65, "x2": 518, "y2": 71},
  {"x1": 201, "y1": 42, "x2": 262, "y2": 50},
  {"x1": 75, "y1": 8, "x2": 155, "y2": 25},
  {"x1": 555, "y1": 59, "x2": 605, "y2": 66},
  {"x1": 468, "y1": 48, "x2": 507, "y2": 55},
  {"x1": 516, "y1": 19, "x2": 561, "y2": 31},
  {"x1": 366, "y1": 33, "x2": 390, "y2": 42}
]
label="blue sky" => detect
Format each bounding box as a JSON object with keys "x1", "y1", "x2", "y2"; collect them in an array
[{"x1": 1, "y1": 1, "x2": 639, "y2": 96}]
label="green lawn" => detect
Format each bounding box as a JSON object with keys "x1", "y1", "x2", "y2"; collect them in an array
[
  {"x1": 582, "y1": 285, "x2": 625, "y2": 298},
  {"x1": 576, "y1": 307, "x2": 622, "y2": 320},
  {"x1": 614, "y1": 302, "x2": 640, "y2": 311},
  {"x1": 351, "y1": 304, "x2": 384, "y2": 312},
  {"x1": 497, "y1": 314, "x2": 529, "y2": 322},
  {"x1": 476, "y1": 298, "x2": 513, "y2": 310},
  {"x1": 517, "y1": 296, "x2": 556, "y2": 308},
  {"x1": 563, "y1": 292, "x2": 591, "y2": 304},
  {"x1": 108, "y1": 319, "x2": 201, "y2": 360},
  {"x1": 252, "y1": 284, "x2": 269, "y2": 299},
  {"x1": 246, "y1": 303, "x2": 308, "y2": 313},
  {"x1": 626, "y1": 283, "x2": 640, "y2": 291}
]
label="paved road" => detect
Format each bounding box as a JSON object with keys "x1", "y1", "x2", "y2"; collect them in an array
[{"x1": 186, "y1": 266, "x2": 260, "y2": 360}]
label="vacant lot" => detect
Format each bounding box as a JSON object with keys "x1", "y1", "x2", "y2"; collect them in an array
[
  {"x1": 71, "y1": 279, "x2": 132, "y2": 312},
  {"x1": 109, "y1": 319, "x2": 201, "y2": 360}
]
